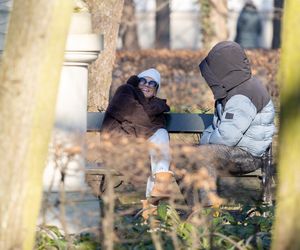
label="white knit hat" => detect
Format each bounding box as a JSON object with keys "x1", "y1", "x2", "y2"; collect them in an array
[{"x1": 138, "y1": 68, "x2": 161, "y2": 92}]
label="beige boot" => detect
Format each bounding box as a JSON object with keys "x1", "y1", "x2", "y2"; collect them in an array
[
  {"x1": 150, "y1": 172, "x2": 174, "y2": 198},
  {"x1": 141, "y1": 199, "x2": 157, "y2": 220}
]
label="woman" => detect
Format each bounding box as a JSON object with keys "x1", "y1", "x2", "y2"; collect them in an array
[{"x1": 101, "y1": 68, "x2": 173, "y2": 212}]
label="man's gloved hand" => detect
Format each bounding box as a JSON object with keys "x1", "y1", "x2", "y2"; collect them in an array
[{"x1": 126, "y1": 75, "x2": 140, "y2": 87}]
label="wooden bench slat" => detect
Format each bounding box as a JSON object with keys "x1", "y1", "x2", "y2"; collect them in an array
[
  {"x1": 165, "y1": 113, "x2": 213, "y2": 133},
  {"x1": 86, "y1": 162, "x2": 122, "y2": 176},
  {"x1": 87, "y1": 112, "x2": 214, "y2": 133},
  {"x1": 87, "y1": 112, "x2": 105, "y2": 132}
]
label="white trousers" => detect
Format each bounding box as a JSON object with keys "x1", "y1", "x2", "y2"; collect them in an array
[{"x1": 146, "y1": 128, "x2": 171, "y2": 197}]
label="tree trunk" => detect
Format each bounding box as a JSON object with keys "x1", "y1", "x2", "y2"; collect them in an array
[
  {"x1": 86, "y1": 0, "x2": 124, "y2": 111},
  {"x1": 120, "y1": 0, "x2": 140, "y2": 50},
  {"x1": 0, "y1": 1, "x2": 72, "y2": 249},
  {"x1": 272, "y1": 1, "x2": 300, "y2": 249},
  {"x1": 272, "y1": 0, "x2": 284, "y2": 49},
  {"x1": 200, "y1": 0, "x2": 228, "y2": 49},
  {"x1": 155, "y1": 0, "x2": 170, "y2": 49},
  {"x1": 209, "y1": 0, "x2": 228, "y2": 48}
]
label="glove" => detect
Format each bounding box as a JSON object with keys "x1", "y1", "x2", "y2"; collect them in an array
[{"x1": 126, "y1": 75, "x2": 140, "y2": 87}]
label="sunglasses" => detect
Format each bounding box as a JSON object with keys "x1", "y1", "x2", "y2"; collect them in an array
[{"x1": 139, "y1": 77, "x2": 158, "y2": 89}]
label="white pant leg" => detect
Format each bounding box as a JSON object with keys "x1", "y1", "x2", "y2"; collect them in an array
[{"x1": 145, "y1": 128, "x2": 171, "y2": 197}]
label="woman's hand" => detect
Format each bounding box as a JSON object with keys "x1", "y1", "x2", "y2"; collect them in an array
[{"x1": 126, "y1": 75, "x2": 140, "y2": 87}]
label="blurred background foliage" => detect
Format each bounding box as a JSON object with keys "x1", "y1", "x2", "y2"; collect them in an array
[{"x1": 109, "y1": 49, "x2": 279, "y2": 113}]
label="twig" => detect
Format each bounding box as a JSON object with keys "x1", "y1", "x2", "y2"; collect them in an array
[{"x1": 149, "y1": 217, "x2": 163, "y2": 250}]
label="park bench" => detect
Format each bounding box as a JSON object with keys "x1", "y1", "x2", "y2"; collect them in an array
[{"x1": 86, "y1": 112, "x2": 273, "y2": 204}]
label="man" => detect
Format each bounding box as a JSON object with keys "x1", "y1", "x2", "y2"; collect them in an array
[{"x1": 183, "y1": 41, "x2": 275, "y2": 207}]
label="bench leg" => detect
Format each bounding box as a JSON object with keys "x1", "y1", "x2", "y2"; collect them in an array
[
  {"x1": 262, "y1": 147, "x2": 273, "y2": 205},
  {"x1": 98, "y1": 196, "x2": 105, "y2": 218},
  {"x1": 97, "y1": 175, "x2": 123, "y2": 219}
]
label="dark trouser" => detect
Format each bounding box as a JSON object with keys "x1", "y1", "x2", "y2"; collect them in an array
[{"x1": 176, "y1": 144, "x2": 263, "y2": 207}]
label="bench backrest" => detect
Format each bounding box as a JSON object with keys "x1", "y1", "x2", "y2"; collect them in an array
[{"x1": 87, "y1": 112, "x2": 214, "y2": 133}]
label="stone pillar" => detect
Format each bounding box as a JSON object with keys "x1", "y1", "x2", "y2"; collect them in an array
[
  {"x1": 0, "y1": 0, "x2": 12, "y2": 55},
  {"x1": 40, "y1": 10, "x2": 103, "y2": 234},
  {"x1": 43, "y1": 11, "x2": 103, "y2": 192}
]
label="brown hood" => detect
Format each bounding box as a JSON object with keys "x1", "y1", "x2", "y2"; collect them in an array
[{"x1": 199, "y1": 41, "x2": 252, "y2": 100}]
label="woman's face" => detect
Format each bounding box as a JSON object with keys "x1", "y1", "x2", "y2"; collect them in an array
[{"x1": 138, "y1": 76, "x2": 158, "y2": 98}]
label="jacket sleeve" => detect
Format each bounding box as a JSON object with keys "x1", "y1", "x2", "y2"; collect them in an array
[
  {"x1": 200, "y1": 125, "x2": 214, "y2": 145},
  {"x1": 205, "y1": 95, "x2": 257, "y2": 146},
  {"x1": 200, "y1": 109, "x2": 218, "y2": 145},
  {"x1": 106, "y1": 84, "x2": 151, "y2": 126},
  {"x1": 142, "y1": 97, "x2": 170, "y2": 116}
]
